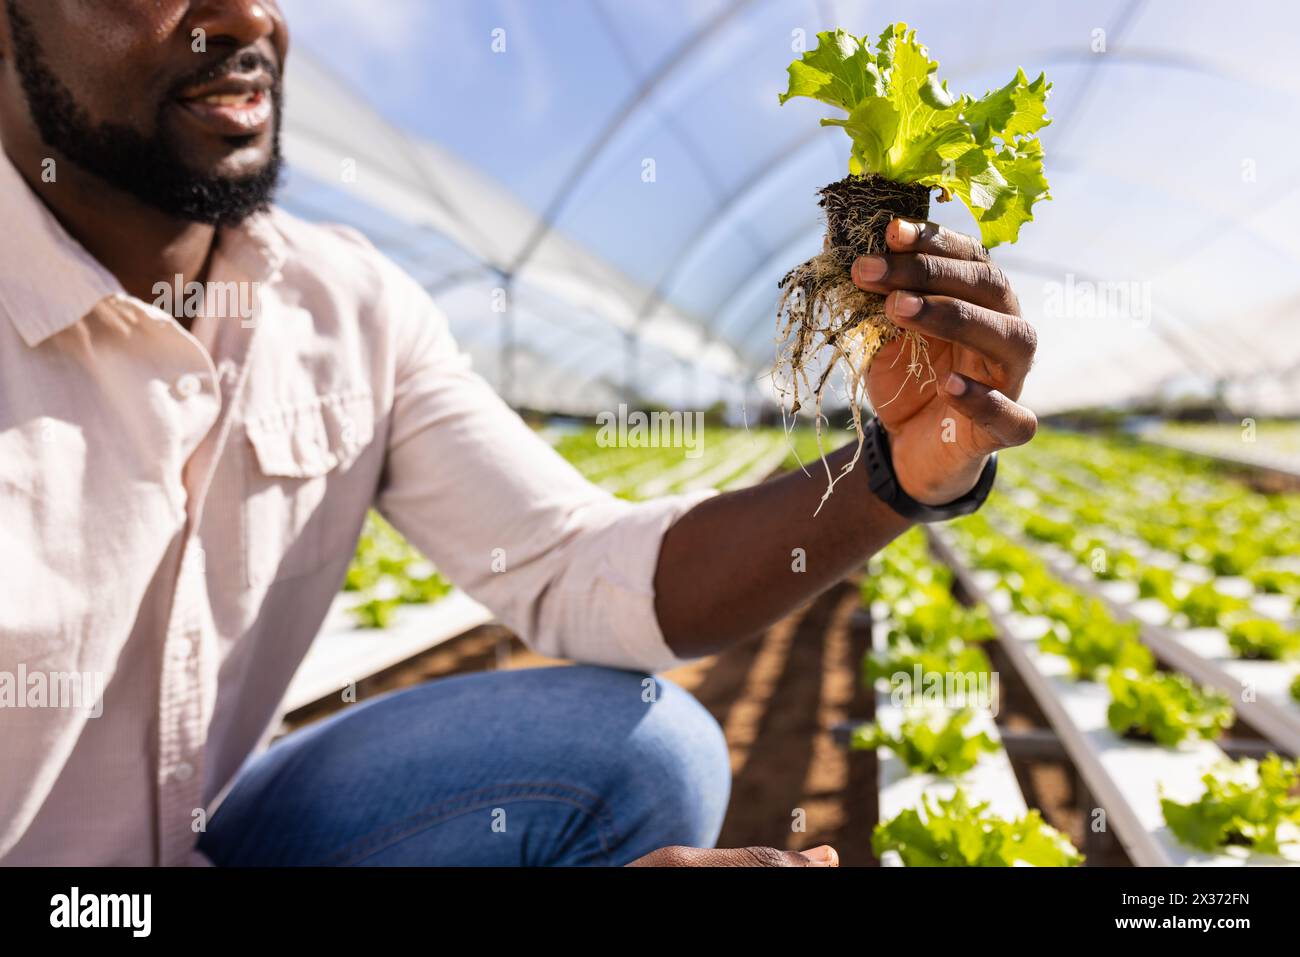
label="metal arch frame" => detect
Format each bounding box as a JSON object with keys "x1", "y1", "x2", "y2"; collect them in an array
[
  {"x1": 633, "y1": 132, "x2": 830, "y2": 325},
  {"x1": 950, "y1": 44, "x2": 1300, "y2": 103},
  {"x1": 983, "y1": 255, "x2": 1230, "y2": 381},
  {"x1": 587, "y1": 0, "x2": 741, "y2": 216},
  {"x1": 711, "y1": 218, "x2": 824, "y2": 343},
  {"x1": 529, "y1": 320, "x2": 747, "y2": 401},
  {"x1": 416, "y1": 261, "x2": 743, "y2": 368},
  {"x1": 456, "y1": 308, "x2": 627, "y2": 405},
  {"x1": 287, "y1": 51, "x2": 504, "y2": 269},
  {"x1": 533, "y1": 136, "x2": 834, "y2": 397},
  {"x1": 430, "y1": 268, "x2": 737, "y2": 397},
  {"x1": 505, "y1": 0, "x2": 759, "y2": 276},
  {"x1": 531, "y1": 319, "x2": 736, "y2": 398},
  {"x1": 1031, "y1": 0, "x2": 1149, "y2": 156},
  {"x1": 501, "y1": 340, "x2": 624, "y2": 411}
]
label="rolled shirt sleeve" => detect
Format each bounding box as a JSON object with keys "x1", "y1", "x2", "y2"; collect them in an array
[{"x1": 373, "y1": 262, "x2": 713, "y2": 673}]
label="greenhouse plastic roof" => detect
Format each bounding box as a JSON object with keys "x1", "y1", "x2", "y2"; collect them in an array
[{"x1": 278, "y1": 0, "x2": 1300, "y2": 416}]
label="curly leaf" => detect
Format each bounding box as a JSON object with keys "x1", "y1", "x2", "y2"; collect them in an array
[{"x1": 778, "y1": 22, "x2": 1052, "y2": 246}]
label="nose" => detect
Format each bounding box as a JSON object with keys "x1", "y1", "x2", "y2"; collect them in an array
[{"x1": 188, "y1": 1, "x2": 288, "y2": 64}]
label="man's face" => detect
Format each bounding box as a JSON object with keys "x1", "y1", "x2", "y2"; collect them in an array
[{"x1": 0, "y1": 0, "x2": 290, "y2": 226}]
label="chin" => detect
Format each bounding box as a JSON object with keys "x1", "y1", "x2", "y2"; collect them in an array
[{"x1": 183, "y1": 144, "x2": 275, "y2": 182}]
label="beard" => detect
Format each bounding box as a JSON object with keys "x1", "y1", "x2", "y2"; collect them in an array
[{"x1": 5, "y1": 0, "x2": 284, "y2": 227}]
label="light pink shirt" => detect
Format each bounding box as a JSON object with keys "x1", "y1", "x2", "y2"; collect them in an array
[{"x1": 0, "y1": 152, "x2": 709, "y2": 865}]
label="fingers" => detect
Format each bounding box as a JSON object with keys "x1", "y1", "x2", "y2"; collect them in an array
[
  {"x1": 886, "y1": 291, "x2": 1037, "y2": 381},
  {"x1": 852, "y1": 249, "x2": 1020, "y2": 316},
  {"x1": 627, "y1": 844, "x2": 838, "y2": 867},
  {"x1": 943, "y1": 373, "x2": 1038, "y2": 450},
  {"x1": 887, "y1": 219, "x2": 989, "y2": 263}
]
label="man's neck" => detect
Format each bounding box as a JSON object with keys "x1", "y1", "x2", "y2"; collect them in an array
[{"x1": 7, "y1": 147, "x2": 217, "y2": 306}]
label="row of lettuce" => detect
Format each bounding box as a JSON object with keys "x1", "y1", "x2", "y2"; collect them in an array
[
  {"x1": 952, "y1": 512, "x2": 1298, "y2": 857},
  {"x1": 854, "y1": 528, "x2": 1085, "y2": 866},
  {"x1": 999, "y1": 432, "x2": 1300, "y2": 698},
  {"x1": 854, "y1": 498, "x2": 1300, "y2": 864}
]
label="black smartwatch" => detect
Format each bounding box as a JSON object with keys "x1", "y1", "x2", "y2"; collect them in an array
[{"x1": 861, "y1": 415, "x2": 997, "y2": 523}]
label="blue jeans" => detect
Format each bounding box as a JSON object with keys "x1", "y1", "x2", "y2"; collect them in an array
[{"x1": 198, "y1": 665, "x2": 731, "y2": 866}]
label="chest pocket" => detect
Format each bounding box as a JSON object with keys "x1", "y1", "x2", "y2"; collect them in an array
[{"x1": 242, "y1": 389, "x2": 376, "y2": 588}]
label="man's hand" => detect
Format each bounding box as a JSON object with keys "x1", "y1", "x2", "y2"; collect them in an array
[
  {"x1": 652, "y1": 223, "x2": 1035, "y2": 656},
  {"x1": 853, "y1": 219, "x2": 1038, "y2": 506},
  {"x1": 628, "y1": 844, "x2": 839, "y2": 867}
]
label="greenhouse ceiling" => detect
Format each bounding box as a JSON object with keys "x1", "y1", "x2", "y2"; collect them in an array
[{"x1": 277, "y1": 0, "x2": 1300, "y2": 416}]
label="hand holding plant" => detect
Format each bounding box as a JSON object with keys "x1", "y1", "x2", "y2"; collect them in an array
[{"x1": 774, "y1": 24, "x2": 1050, "y2": 507}]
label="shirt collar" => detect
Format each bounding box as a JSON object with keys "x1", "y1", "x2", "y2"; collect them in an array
[
  {"x1": 0, "y1": 149, "x2": 124, "y2": 347},
  {"x1": 0, "y1": 148, "x2": 288, "y2": 347}
]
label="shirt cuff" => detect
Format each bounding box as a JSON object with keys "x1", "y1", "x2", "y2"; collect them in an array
[{"x1": 573, "y1": 487, "x2": 718, "y2": 674}]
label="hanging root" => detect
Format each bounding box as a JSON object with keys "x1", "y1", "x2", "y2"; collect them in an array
[{"x1": 773, "y1": 174, "x2": 934, "y2": 512}]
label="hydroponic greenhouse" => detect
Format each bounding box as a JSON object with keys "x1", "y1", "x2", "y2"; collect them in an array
[
  {"x1": 259, "y1": 0, "x2": 1300, "y2": 872},
  {"x1": 3, "y1": 0, "x2": 1299, "y2": 897}
]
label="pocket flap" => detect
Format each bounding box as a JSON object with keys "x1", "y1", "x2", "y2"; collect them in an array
[{"x1": 246, "y1": 390, "x2": 375, "y2": 479}]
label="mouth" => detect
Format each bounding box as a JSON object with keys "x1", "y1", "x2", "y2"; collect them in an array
[{"x1": 173, "y1": 74, "x2": 275, "y2": 138}]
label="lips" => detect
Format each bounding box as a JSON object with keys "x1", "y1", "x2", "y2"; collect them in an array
[{"x1": 173, "y1": 74, "x2": 275, "y2": 137}]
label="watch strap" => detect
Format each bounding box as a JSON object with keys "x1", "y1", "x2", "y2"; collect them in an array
[{"x1": 862, "y1": 415, "x2": 997, "y2": 523}]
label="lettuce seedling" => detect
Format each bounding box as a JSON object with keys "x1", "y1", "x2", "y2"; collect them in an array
[
  {"x1": 1162, "y1": 755, "x2": 1300, "y2": 855},
  {"x1": 1178, "y1": 581, "x2": 1248, "y2": 629},
  {"x1": 873, "y1": 789, "x2": 1082, "y2": 866},
  {"x1": 852, "y1": 708, "x2": 999, "y2": 776},
  {"x1": 1226, "y1": 618, "x2": 1300, "y2": 661},
  {"x1": 345, "y1": 511, "x2": 452, "y2": 629},
  {"x1": 1039, "y1": 617, "x2": 1153, "y2": 682},
  {"x1": 863, "y1": 636, "x2": 992, "y2": 691},
  {"x1": 887, "y1": 598, "x2": 995, "y2": 647},
  {"x1": 773, "y1": 23, "x2": 1050, "y2": 492},
  {"x1": 1106, "y1": 669, "x2": 1234, "y2": 747}
]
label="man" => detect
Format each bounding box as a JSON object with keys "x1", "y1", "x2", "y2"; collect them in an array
[{"x1": 0, "y1": 1, "x2": 1038, "y2": 867}]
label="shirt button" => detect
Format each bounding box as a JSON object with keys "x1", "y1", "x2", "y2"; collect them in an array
[
  {"x1": 176, "y1": 374, "x2": 203, "y2": 398},
  {"x1": 173, "y1": 762, "x2": 195, "y2": 782},
  {"x1": 172, "y1": 637, "x2": 196, "y2": 659}
]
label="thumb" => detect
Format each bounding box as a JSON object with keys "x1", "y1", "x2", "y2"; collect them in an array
[
  {"x1": 797, "y1": 844, "x2": 840, "y2": 866},
  {"x1": 628, "y1": 844, "x2": 839, "y2": 867}
]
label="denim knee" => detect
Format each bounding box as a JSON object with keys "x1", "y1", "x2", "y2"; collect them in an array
[{"x1": 589, "y1": 669, "x2": 731, "y2": 855}]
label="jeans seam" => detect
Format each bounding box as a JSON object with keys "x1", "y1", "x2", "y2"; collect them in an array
[{"x1": 321, "y1": 781, "x2": 618, "y2": 866}]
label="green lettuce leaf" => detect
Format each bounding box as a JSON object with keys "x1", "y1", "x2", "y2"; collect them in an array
[
  {"x1": 852, "y1": 708, "x2": 1000, "y2": 776},
  {"x1": 779, "y1": 23, "x2": 1051, "y2": 246},
  {"x1": 1162, "y1": 755, "x2": 1300, "y2": 855},
  {"x1": 1106, "y1": 669, "x2": 1234, "y2": 747},
  {"x1": 873, "y1": 789, "x2": 1083, "y2": 866}
]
